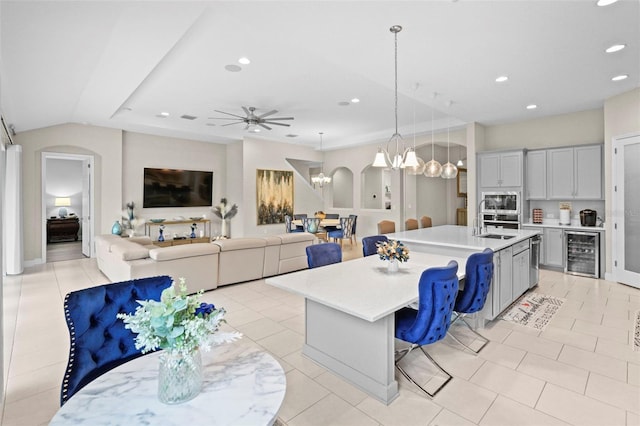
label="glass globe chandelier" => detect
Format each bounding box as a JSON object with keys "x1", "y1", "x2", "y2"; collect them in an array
[
  {"x1": 424, "y1": 98, "x2": 442, "y2": 177},
  {"x1": 372, "y1": 25, "x2": 419, "y2": 171},
  {"x1": 440, "y1": 118, "x2": 458, "y2": 179},
  {"x1": 311, "y1": 132, "x2": 331, "y2": 188}
]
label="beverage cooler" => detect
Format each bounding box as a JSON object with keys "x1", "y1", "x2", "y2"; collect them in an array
[{"x1": 564, "y1": 230, "x2": 600, "y2": 278}]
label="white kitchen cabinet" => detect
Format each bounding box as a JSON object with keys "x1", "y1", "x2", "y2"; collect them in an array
[
  {"x1": 543, "y1": 227, "x2": 564, "y2": 268},
  {"x1": 547, "y1": 145, "x2": 602, "y2": 200},
  {"x1": 491, "y1": 246, "x2": 514, "y2": 317},
  {"x1": 525, "y1": 150, "x2": 546, "y2": 199},
  {"x1": 479, "y1": 151, "x2": 523, "y2": 188},
  {"x1": 512, "y1": 248, "x2": 530, "y2": 299}
]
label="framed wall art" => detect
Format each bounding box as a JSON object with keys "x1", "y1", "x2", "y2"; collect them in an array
[{"x1": 256, "y1": 169, "x2": 294, "y2": 225}]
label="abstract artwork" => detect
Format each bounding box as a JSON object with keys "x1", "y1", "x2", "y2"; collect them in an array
[{"x1": 256, "y1": 169, "x2": 294, "y2": 225}]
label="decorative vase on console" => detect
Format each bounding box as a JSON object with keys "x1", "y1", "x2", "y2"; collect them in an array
[
  {"x1": 190, "y1": 223, "x2": 197, "y2": 239},
  {"x1": 212, "y1": 198, "x2": 238, "y2": 239},
  {"x1": 158, "y1": 225, "x2": 165, "y2": 242},
  {"x1": 111, "y1": 220, "x2": 122, "y2": 236}
]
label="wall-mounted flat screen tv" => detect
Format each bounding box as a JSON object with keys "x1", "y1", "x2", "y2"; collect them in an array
[{"x1": 143, "y1": 168, "x2": 213, "y2": 208}]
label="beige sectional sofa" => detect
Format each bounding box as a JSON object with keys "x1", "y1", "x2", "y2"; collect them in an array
[{"x1": 95, "y1": 233, "x2": 315, "y2": 294}]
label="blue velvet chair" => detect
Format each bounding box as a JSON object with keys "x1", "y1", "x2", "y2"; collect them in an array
[
  {"x1": 349, "y1": 214, "x2": 358, "y2": 245},
  {"x1": 306, "y1": 242, "x2": 342, "y2": 269},
  {"x1": 293, "y1": 214, "x2": 307, "y2": 231},
  {"x1": 327, "y1": 217, "x2": 354, "y2": 248},
  {"x1": 395, "y1": 261, "x2": 459, "y2": 397},
  {"x1": 362, "y1": 235, "x2": 389, "y2": 257},
  {"x1": 60, "y1": 275, "x2": 173, "y2": 405},
  {"x1": 302, "y1": 217, "x2": 321, "y2": 234},
  {"x1": 284, "y1": 214, "x2": 303, "y2": 233},
  {"x1": 449, "y1": 248, "x2": 494, "y2": 354}
]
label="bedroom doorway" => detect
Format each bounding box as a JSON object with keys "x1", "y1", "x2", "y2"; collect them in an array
[{"x1": 41, "y1": 152, "x2": 95, "y2": 263}]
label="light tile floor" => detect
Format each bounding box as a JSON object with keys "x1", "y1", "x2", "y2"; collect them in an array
[{"x1": 1, "y1": 243, "x2": 639, "y2": 425}]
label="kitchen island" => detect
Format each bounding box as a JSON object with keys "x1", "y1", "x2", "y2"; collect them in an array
[{"x1": 387, "y1": 225, "x2": 541, "y2": 321}]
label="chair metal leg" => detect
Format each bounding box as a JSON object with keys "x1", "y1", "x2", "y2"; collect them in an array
[
  {"x1": 449, "y1": 313, "x2": 489, "y2": 354},
  {"x1": 394, "y1": 343, "x2": 452, "y2": 398}
]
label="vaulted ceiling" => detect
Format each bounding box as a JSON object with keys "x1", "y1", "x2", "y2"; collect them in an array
[{"x1": 1, "y1": 1, "x2": 638, "y2": 150}]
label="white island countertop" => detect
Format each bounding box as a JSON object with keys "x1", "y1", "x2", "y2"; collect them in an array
[{"x1": 387, "y1": 225, "x2": 541, "y2": 253}]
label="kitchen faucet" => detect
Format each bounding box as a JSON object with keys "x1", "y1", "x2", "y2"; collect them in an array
[{"x1": 474, "y1": 199, "x2": 497, "y2": 236}]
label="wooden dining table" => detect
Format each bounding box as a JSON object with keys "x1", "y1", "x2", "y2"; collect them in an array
[{"x1": 291, "y1": 218, "x2": 341, "y2": 228}]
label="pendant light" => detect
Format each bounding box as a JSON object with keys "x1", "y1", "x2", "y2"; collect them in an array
[
  {"x1": 372, "y1": 25, "x2": 419, "y2": 170},
  {"x1": 424, "y1": 94, "x2": 442, "y2": 177},
  {"x1": 440, "y1": 116, "x2": 458, "y2": 179},
  {"x1": 311, "y1": 132, "x2": 331, "y2": 187},
  {"x1": 456, "y1": 145, "x2": 464, "y2": 167}
]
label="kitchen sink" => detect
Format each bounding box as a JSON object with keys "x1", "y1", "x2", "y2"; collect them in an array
[{"x1": 479, "y1": 234, "x2": 516, "y2": 240}]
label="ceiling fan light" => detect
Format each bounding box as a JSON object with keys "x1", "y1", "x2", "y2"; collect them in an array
[
  {"x1": 424, "y1": 159, "x2": 443, "y2": 177},
  {"x1": 440, "y1": 162, "x2": 458, "y2": 179}
]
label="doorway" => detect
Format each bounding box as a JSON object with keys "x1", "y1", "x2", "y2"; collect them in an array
[
  {"x1": 41, "y1": 153, "x2": 95, "y2": 263},
  {"x1": 612, "y1": 133, "x2": 640, "y2": 288}
]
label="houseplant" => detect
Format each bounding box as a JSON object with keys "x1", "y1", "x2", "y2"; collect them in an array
[
  {"x1": 117, "y1": 278, "x2": 241, "y2": 404},
  {"x1": 212, "y1": 198, "x2": 238, "y2": 238},
  {"x1": 376, "y1": 239, "x2": 410, "y2": 272}
]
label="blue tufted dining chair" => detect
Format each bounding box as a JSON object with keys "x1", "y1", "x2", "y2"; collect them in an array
[
  {"x1": 448, "y1": 248, "x2": 494, "y2": 354},
  {"x1": 362, "y1": 235, "x2": 389, "y2": 257},
  {"x1": 306, "y1": 243, "x2": 342, "y2": 269},
  {"x1": 395, "y1": 261, "x2": 459, "y2": 397},
  {"x1": 60, "y1": 275, "x2": 173, "y2": 405},
  {"x1": 327, "y1": 217, "x2": 354, "y2": 248},
  {"x1": 284, "y1": 215, "x2": 303, "y2": 233}
]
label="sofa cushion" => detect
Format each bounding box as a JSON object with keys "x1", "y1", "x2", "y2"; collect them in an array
[
  {"x1": 149, "y1": 243, "x2": 220, "y2": 261},
  {"x1": 111, "y1": 242, "x2": 150, "y2": 261},
  {"x1": 127, "y1": 236, "x2": 153, "y2": 246},
  {"x1": 278, "y1": 233, "x2": 315, "y2": 244},
  {"x1": 213, "y1": 238, "x2": 266, "y2": 251},
  {"x1": 264, "y1": 236, "x2": 282, "y2": 246}
]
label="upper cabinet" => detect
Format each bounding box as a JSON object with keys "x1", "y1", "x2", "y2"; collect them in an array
[
  {"x1": 547, "y1": 144, "x2": 602, "y2": 200},
  {"x1": 525, "y1": 150, "x2": 547, "y2": 200},
  {"x1": 478, "y1": 150, "x2": 523, "y2": 189}
]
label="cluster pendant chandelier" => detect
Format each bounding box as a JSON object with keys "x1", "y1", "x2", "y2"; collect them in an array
[
  {"x1": 311, "y1": 132, "x2": 331, "y2": 188},
  {"x1": 372, "y1": 25, "x2": 419, "y2": 171},
  {"x1": 440, "y1": 118, "x2": 458, "y2": 179}
]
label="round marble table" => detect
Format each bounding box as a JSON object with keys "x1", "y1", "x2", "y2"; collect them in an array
[{"x1": 50, "y1": 342, "x2": 286, "y2": 426}]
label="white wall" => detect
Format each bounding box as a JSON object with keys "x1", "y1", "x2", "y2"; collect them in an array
[
  {"x1": 122, "y1": 131, "x2": 227, "y2": 236},
  {"x1": 16, "y1": 123, "x2": 122, "y2": 262},
  {"x1": 45, "y1": 158, "x2": 83, "y2": 220},
  {"x1": 241, "y1": 137, "x2": 323, "y2": 237},
  {"x1": 604, "y1": 88, "x2": 640, "y2": 274}
]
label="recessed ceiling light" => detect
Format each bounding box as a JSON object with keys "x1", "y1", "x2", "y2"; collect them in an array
[
  {"x1": 338, "y1": 101, "x2": 350, "y2": 106},
  {"x1": 596, "y1": 0, "x2": 619, "y2": 6},
  {"x1": 611, "y1": 74, "x2": 628, "y2": 81},
  {"x1": 238, "y1": 57, "x2": 251, "y2": 65},
  {"x1": 351, "y1": 98, "x2": 360, "y2": 103},
  {"x1": 495, "y1": 76, "x2": 509, "y2": 83},
  {"x1": 249, "y1": 128, "x2": 260, "y2": 133},
  {"x1": 224, "y1": 64, "x2": 242, "y2": 72},
  {"x1": 605, "y1": 44, "x2": 626, "y2": 53},
  {"x1": 157, "y1": 112, "x2": 170, "y2": 117},
  {"x1": 526, "y1": 104, "x2": 537, "y2": 110}
]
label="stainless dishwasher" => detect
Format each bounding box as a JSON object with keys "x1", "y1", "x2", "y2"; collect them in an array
[{"x1": 564, "y1": 230, "x2": 600, "y2": 278}]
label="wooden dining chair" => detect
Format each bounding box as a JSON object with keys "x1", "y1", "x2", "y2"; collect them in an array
[
  {"x1": 420, "y1": 216, "x2": 433, "y2": 228},
  {"x1": 377, "y1": 220, "x2": 396, "y2": 234},
  {"x1": 405, "y1": 218, "x2": 419, "y2": 231}
]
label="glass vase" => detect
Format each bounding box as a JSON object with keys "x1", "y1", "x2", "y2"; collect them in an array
[
  {"x1": 387, "y1": 259, "x2": 399, "y2": 273},
  {"x1": 158, "y1": 348, "x2": 203, "y2": 404}
]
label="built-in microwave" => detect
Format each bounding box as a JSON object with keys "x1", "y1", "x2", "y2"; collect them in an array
[{"x1": 481, "y1": 191, "x2": 520, "y2": 215}]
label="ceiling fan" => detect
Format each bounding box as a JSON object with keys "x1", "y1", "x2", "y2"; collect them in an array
[{"x1": 209, "y1": 106, "x2": 294, "y2": 131}]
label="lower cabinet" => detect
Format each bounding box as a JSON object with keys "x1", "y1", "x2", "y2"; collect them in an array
[
  {"x1": 484, "y1": 246, "x2": 514, "y2": 320},
  {"x1": 543, "y1": 228, "x2": 564, "y2": 268},
  {"x1": 512, "y1": 248, "x2": 530, "y2": 299}
]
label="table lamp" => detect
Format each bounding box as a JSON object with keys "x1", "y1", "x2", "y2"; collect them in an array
[{"x1": 55, "y1": 197, "x2": 71, "y2": 218}]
